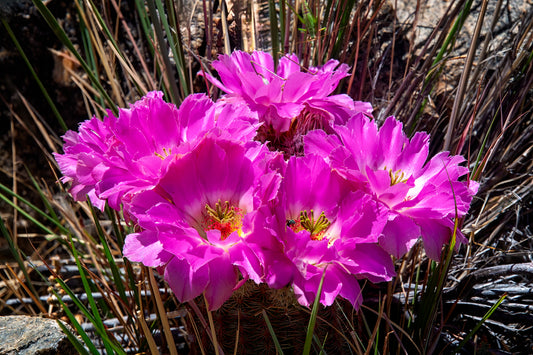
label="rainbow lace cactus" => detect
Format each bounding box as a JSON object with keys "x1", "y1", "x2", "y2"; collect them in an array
[{"x1": 55, "y1": 50, "x2": 478, "y2": 310}]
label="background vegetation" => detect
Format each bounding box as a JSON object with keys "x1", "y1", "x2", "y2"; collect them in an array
[{"x1": 0, "y1": 0, "x2": 531, "y2": 353}]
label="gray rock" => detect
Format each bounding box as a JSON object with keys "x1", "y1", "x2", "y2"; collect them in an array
[
  {"x1": 395, "y1": 0, "x2": 531, "y2": 54},
  {"x1": 0, "y1": 316, "x2": 77, "y2": 355}
]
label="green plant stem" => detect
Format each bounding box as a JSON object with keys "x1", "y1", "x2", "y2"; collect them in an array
[
  {"x1": 145, "y1": 0, "x2": 182, "y2": 104},
  {"x1": 262, "y1": 309, "x2": 284, "y2": 354},
  {"x1": 269, "y1": 0, "x2": 280, "y2": 65},
  {"x1": 303, "y1": 266, "x2": 327, "y2": 355},
  {"x1": 455, "y1": 293, "x2": 507, "y2": 351},
  {"x1": 1, "y1": 18, "x2": 67, "y2": 131}
]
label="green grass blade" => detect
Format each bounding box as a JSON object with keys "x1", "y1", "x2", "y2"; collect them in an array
[
  {"x1": 163, "y1": 0, "x2": 190, "y2": 95},
  {"x1": 455, "y1": 293, "x2": 507, "y2": 351},
  {"x1": 105, "y1": 207, "x2": 139, "y2": 305},
  {"x1": 0, "y1": 191, "x2": 58, "y2": 238},
  {"x1": 67, "y1": 233, "x2": 121, "y2": 354},
  {"x1": 0, "y1": 216, "x2": 41, "y2": 299},
  {"x1": 146, "y1": 0, "x2": 182, "y2": 104},
  {"x1": 268, "y1": 0, "x2": 280, "y2": 64},
  {"x1": 85, "y1": 0, "x2": 150, "y2": 95},
  {"x1": 430, "y1": 0, "x2": 474, "y2": 70},
  {"x1": 1, "y1": 18, "x2": 67, "y2": 131},
  {"x1": 414, "y1": 219, "x2": 459, "y2": 352},
  {"x1": 28, "y1": 259, "x2": 102, "y2": 355},
  {"x1": 75, "y1": 1, "x2": 105, "y2": 110},
  {"x1": 134, "y1": 0, "x2": 156, "y2": 54},
  {"x1": 104, "y1": 206, "x2": 140, "y2": 305},
  {"x1": 471, "y1": 108, "x2": 499, "y2": 181},
  {"x1": 26, "y1": 167, "x2": 61, "y2": 225},
  {"x1": 331, "y1": 0, "x2": 355, "y2": 59},
  {"x1": 303, "y1": 267, "x2": 327, "y2": 355},
  {"x1": 409, "y1": 0, "x2": 474, "y2": 133},
  {"x1": 88, "y1": 201, "x2": 128, "y2": 303},
  {"x1": 279, "y1": 0, "x2": 287, "y2": 52},
  {"x1": 262, "y1": 309, "x2": 284, "y2": 354},
  {"x1": 0, "y1": 182, "x2": 70, "y2": 236},
  {"x1": 105, "y1": 206, "x2": 126, "y2": 248},
  {"x1": 56, "y1": 319, "x2": 94, "y2": 355},
  {"x1": 312, "y1": 333, "x2": 327, "y2": 355}
]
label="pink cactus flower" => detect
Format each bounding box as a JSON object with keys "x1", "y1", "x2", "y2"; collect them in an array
[
  {"x1": 305, "y1": 114, "x2": 479, "y2": 260},
  {"x1": 54, "y1": 91, "x2": 258, "y2": 211},
  {"x1": 123, "y1": 137, "x2": 282, "y2": 310},
  {"x1": 203, "y1": 50, "x2": 372, "y2": 156},
  {"x1": 247, "y1": 154, "x2": 395, "y2": 308}
]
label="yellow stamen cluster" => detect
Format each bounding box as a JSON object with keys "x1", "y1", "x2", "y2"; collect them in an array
[
  {"x1": 154, "y1": 147, "x2": 172, "y2": 159},
  {"x1": 204, "y1": 200, "x2": 243, "y2": 240},
  {"x1": 206, "y1": 200, "x2": 235, "y2": 224},
  {"x1": 384, "y1": 166, "x2": 408, "y2": 186},
  {"x1": 299, "y1": 210, "x2": 331, "y2": 241}
]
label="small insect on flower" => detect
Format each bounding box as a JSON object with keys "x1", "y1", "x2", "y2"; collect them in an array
[{"x1": 286, "y1": 219, "x2": 297, "y2": 227}]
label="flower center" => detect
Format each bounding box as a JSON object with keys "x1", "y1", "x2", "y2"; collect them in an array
[
  {"x1": 384, "y1": 166, "x2": 408, "y2": 186},
  {"x1": 287, "y1": 209, "x2": 331, "y2": 241},
  {"x1": 154, "y1": 147, "x2": 172, "y2": 159},
  {"x1": 203, "y1": 200, "x2": 244, "y2": 240}
]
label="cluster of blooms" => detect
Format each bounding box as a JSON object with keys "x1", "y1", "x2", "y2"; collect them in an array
[{"x1": 54, "y1": 51, "x2": 478, "y2": 310}]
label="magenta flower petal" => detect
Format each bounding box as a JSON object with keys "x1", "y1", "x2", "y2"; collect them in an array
[
  {"x1": 339, "y1": 243, "x2": 395, "y2": 283},
  {"x1": 282, "y1": 154, "x2": 352, "y2": 218},
  {"x1": 123, "y1": 136, "x2": 280, "y2": 310},
  {"x1": 311, "y1": 113, "x2": 478, "y2": 259},
  {"x1": 418, "y1": 218, "x2": 468, "y2": 260},
  {"x1": 336, "y1": 191, "x2": 388, "y2": 244},
  {"x1": 353, "y1": 100, "x2": 374, "y2": 116},
  {"x1": 165, "y1": 258, "x2": 209, "y2": 304},
  {"x1": 212, "y1": 101, "x2": 260, "y2": 142},
  {"x1": 379, "y1": 214, "x2": 421, "y2": 258},
  {"x1": 203, "y1": 51, "x2": 372, "y2": 156},
  {"x1": 123, "y1": 231, "x2": 173, "y2": 267},
  {"x1": 175, "y1": 93, "x2": 216, "y2": 142},
  {"x1": 276, "y1": 53, "x2": 300, "y2": 78},
  {"x1": 243, "y1": 206, "x2": 295, "y2": 288},
  {"x1": 53, "y1": 118, "x2": 112, "y2": 209},
  {"x1": 203, "y1": 256, "x2": 238, "y2": 310},
  {"x1": 336, "y1": 272, "x2": 363, "y2": 309},
  {"x1": 252, "y1": 153, "x2": 391, "y2": 308},
  {"x1": 303, "y1": 129, "x2": 343, "y2": 162},
  {"x1": 55, "y1": 92, "x2": 258, "y2": 211},
  {"x1": 157, "y1": 138, "x2": 256, "y2": 220},
  {"x1": 228, "y1": 241, "x2": 264, "y2": 284},
  {"x1": 292, "y1": 264, "x2": 343, "y2": 307},
  {"x1": 283, "y1": 233, "x2": 341, "y2": 307}
]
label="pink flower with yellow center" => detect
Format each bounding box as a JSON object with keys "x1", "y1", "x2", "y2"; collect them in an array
[
  {"x1": 123, "y1": 137, "x2": 282, "y2": 310},
  {"x1": 305, "y1": 114, "x2": 479, "y2": 260},
  {"x1": 203, "y1": 50, "x2": 373, "y2": 156},
  {"x1": 247, "y1": 154, "x2": 395, "y2": 308},
  {"x1": 54, "y1": 91, "x2": 258, "y2": 211}
]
